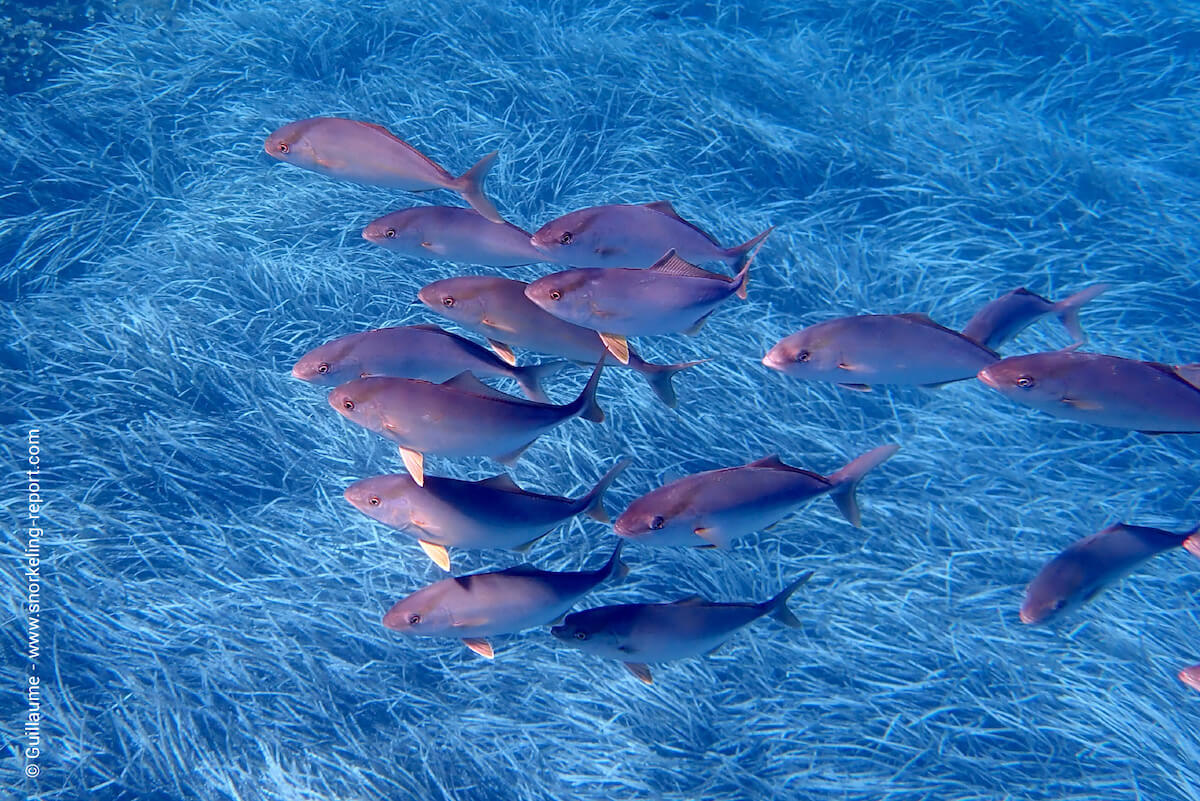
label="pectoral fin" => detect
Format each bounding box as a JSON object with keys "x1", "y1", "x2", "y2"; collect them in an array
[
  {"x1": 462, "y1": 638, "x2": 494, "y2": 659},
  {"x1": 693, "y1": 526, "x2": 723, "y2": 547},
  {"x1": 487, "y1": 339, "x2": 518, "y2": 366},
  {"x1": 623, "y1": 662, "x2": 653, "y2": 684},
  {"x1": 1062, "y1": 397, "x2": 1102, "y2": 410},
  {"x1": 683, "y1": 311, "x2": 713, "y2": 336},
  {"x1": 599, "y1": 332, "x2": 630, "y2": 365},
  {"x1": 418, "y1": 540, "x2": 451, "y2": 571},
  {"x1": 399, "y1": 447, "x2": 425, "y2": 486}
]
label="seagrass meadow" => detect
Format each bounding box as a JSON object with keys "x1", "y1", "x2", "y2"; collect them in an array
[{"x1": 3, "y1": 0, "x2": 1200, "y2": 798}]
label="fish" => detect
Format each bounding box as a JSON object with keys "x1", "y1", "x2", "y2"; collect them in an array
[
  {"x1": 1180, "y1": 666, "x2": 1200, "y2": 692},
  {"x1": 328, "y1": 359, "x2": 605, "y2": 486},
  {"x1": 344, "y1": 458, "x2": 631, "y2": 571},
  {"x1": 977, "y1": 350, "x2": 1200, "y2": 433},
  {"x1": 762, "y1": 313, "x2": 999, "y2": 391},
  {"x1": 550, "y1": 573, "x2": 812, "y2": 684},
  {"x1": 382, "y1": 542, "x2": 629, "y2": 658},
  {"x1": 361, "y1": 207, "x2": 544, "y2": 267},
  {"x1": 614, "y1": 445, "x2": 898, "y2": 547},
  {"x1": 263, "y1": 117, "x2": 503, "y2": 223},
  {"x1": 959, "y1": 284, "x2": 1110, "y2": 350},
  {"x1": 292, "y1": 324, "x2": 566, "y2": 402},
  {"x1": 1019, "y1": 522, "x2": 1200, "y2": 625},
  {"x1": 523, "y1": 250, "x2": 752, "y2": 364},
  {"x1": 416, "y1": 275, "x2": 703, "y2": 407},
  {"x1": 529, "y1": 201, "x2": 772, "y2": 270}
]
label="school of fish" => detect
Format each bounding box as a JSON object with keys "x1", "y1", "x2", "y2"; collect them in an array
[{"x1": 268, "y1": 116, "x2": 1200, "y2": 688}]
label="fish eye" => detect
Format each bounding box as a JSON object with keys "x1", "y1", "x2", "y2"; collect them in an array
[
  {"x1": 574, "y1": 631, "x2": 588, "y2": 640},
  {"x1": 442, "y1": 296, "x2": 456, "y2": 308},
  {"x1": 1051, "y1": 599, "x2": 1066, "y2": 612},
  {"x1": 316, "y1": 362, "x2": 330, "y2": 374},
  {"x1": 368, "y1": 496, "x2": 381, "y2": 507},
  {"x1": 408, "y1": 613, "x2": 421, "y2": 625},
  {"x1": 1016, "y1": 375, "x2": 1036, "y2": 389},
  {"x1": 796, "y1": 350, "x2": 811, "y2": 363},
  {"x1": 277, "y1": 142, "x2": 289, "y2": 154},
  {"x1": 549, "y1": 290, "x2": 562, "y2": 301},
  {"x1": 342, "y1": 399, "x2": 355, "y2": 411},
  {"x1": 384, "y1": 228, "x2": 396, "y2": 239},
  {"x1": 650, "y1": 515, "x2": 665, "y2": 530},
  {"x1": 558, "y1": 232, "x2": 573, "y2": 245}
]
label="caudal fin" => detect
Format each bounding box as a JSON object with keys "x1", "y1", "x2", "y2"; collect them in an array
[
  {"x1": 1054, "y1": 283, "x2": 1110, "y2": 345},
  {"x1": 1183, "y1": 524, "x2": 1200, "y2": 558},
  {"x1": 827, "y1": 444, "x2": 900, "y2": 527},
  {"x1": 580, "y1": 457, "x2": 632, "y2": 522},
  {"x1": 635, "y1": 359, "x2": 708, "y2": 408},
  {"x1": 512, "y1": 359, "x2": 569, "y2": 404},
  {"x1": 762, "y1": 571, "x2": 813, "y2": 628},
  {"x1": 723, "y1": 225, "x2": 774, "y2": 273},
  {"x1": 452, "y1": 151, "x2": 504, "y2": 223},
  {"x1": 570, "y1": 358, "x2": 606, "y2": 423}
]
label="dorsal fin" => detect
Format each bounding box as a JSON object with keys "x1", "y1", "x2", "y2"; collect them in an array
[
  {"x1": 748, "y1": 454, "x2": 788, "y2": 469},
  {"x1": 406, "y1": 323, "x2": 450, "y2": 333},
  {"x1": 442, "y1": 371, "x2": 519, "y2": 401},
  {"x1": 669, "y1": 595, "x2": 706, "y2": 606},
  {"x1": 895, "y1": 312, "x2": 946, "y2": 328},
  {"x1": 643, "y1": 200, "x2": 681, "y2": 218},
  {"x1": 499, "y1": 563, "x2": 548, "y2": 577},
  {"x1": 1145, "y1": 361, "x2": 1200, "y2": 393},
  {"x1": 648, "y1": 250, "x2": 731, "y2": 281},
  {"x1": 476, "y1": 473, "x2": 523, "y2": 492}
]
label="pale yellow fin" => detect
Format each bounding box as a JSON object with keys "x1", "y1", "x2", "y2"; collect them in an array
[
  {"x1": 463, "y1": 638, "x2": 494, "y2": 659},
  {"x1": 623, "y1": 662, "x2": 653, "y2": 684},
  {"x1": 399, "y1": 447, "x2": 425, "y2": 486},
  {"x1": 418, "y1": 540, "x2": 451, "y2": 571},
  {"x1": 599, "y1": 332, "x2": 629, "y2": 364},
  {"x1": 487, "y1": 339, "x2": 517, "y2": 366}
]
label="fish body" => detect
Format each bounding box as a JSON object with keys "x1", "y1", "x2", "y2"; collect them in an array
[
  {"x1": 523, "y1": 251, "x2": 749, "y2": 338},
  {"x1": 614, "y1": 445, "x2": 898, "y2": 547},
  {"x1": 417, "y1": 275, "x2": 699, "y2": 407},
  {"x1": 362, "y1": 207, "x2": 542, "y2": 266},
  {"x1": 344, "y1": 459, "x2": 629, "y2": 566},
  {"x1": 1020, "y1": 523, "x2": 1200, "y2": 624},
  {"x1": 977, "y1": 351, "x2": 1200, "y2": 433},
  {"x1": 383, "y1": 543, "x2": 629, "y2": 656},
  {"x1": 264, "y1": 117, "x2": 502, "y2": 222},
  {"x1": 529, "y1": 201, "x2": 771, "y2": 270},
  {"x1": 551, "y1": 574, "x2": 811, "y2": 683},
  {"x1": 960, "y1": 284, "x2": 1110, "y2": 350},
  {"x1": 293, "y1": 324, "x2": 565, "y2": 402},
  {"x1": 763, "y1": 313, "x2": 998, "y2": 389}
]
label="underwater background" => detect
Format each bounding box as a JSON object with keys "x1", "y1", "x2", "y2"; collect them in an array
[{"x1": 4, "y1": 0, "x2": 1200, "y2": 799}]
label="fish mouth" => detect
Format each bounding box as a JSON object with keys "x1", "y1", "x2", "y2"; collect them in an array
[
  {"x1": 1018, "y1": 607, "x2": 1038, "y2": 625},
  {"x1": 528, "y1": 234, "x2": 554, "y2": 254},
  {"x1": 977, "y1": 368, "x2": 1000, "y2": 388},
  {"x1": 549, "y1": 625, "x2": 569, "y2": 640},
  {"x1": 290, "y1": 362, "x2": 307, "y2": 380}
]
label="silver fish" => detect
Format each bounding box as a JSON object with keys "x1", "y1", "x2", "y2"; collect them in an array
[
  {"x1": 960, "y1": 284, "x2": 1110, "y2": 350},
  {"x1": 550, "y1": 573, "x2": 812, "y2": 684},
  {"x1": 344, "y1": 458, "x2": 631, "y2": 571},
  {"x1": 614, "y1": 445, "x2": 898, "y2": 547},
  {"x1": 1020, "y1": 522, "x2": 1200, "y2": 625},
  {"x1": 530, "y1": 201, "x2": 771, "y2": 270},
  {"x1": 328, "y1": 360, "x2": 605, "y2": 486},
  {"x1": 362, "y1": 207, "x2": 543, "y2": 266},
  {"x1": 977, "y1": 350, "x2": 1200, "y2": 433},
  {"x1": 292, "y1": 324, "x2": 566, "y2": 402},
  {"x1": 382, "y1": 543, "x2": 629, "y2": 659},
  {"x1": 264, "y1": 117, "x2": 503, "y2": 223},
  {"x1": 763, "y1": 313, "x2": 998, "y2": 391},
  {"x1": 523, "y1": 250, "x2": 751, "y2": 364},
  {"x1": 417, "y1": 275, "x2": 702, "y2": 407}
]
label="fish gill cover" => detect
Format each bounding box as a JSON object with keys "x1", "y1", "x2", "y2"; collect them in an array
[{"x1": 2, "y1": 0, "x2": 1199, "y2": 799}]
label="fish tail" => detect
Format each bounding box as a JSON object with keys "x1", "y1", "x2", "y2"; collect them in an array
[
  {"x1": 827, "y1": 444, "x2": 900, "y2": 527},
  {"x1": 1183, "y1": 525, "x2": 1200, "y2": 558},
  {"x1": 635, "y1": 359, "x2": 709, "y2": 408},
  {"x1": 452, "y1": 151, "x2": 504, "y2": 223},
  {"x1": 571, "y1": 358, "x2": 606, "y2": 423},
  {"x1": 604, "y1": 540, "x2": 631, "y2": 581},
  {"x1": 512, "y1": 359, "x2": 570, "y2": 404},
  {"x1": 763, "y1": 571, "x2": 813, "y2": 629},
  {"x1": 1054, "y1": 283, "x2": 1111, "y2": 345},
  {"x1": 581, "y1": 457, "x2": 632, "y2": 523},
  {"x1": 724, "y1": 225, "x2": 774, "y2": 273}
]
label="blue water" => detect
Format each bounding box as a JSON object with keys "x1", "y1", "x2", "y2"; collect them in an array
[{"x1": 4, "y1": 1, "x2": 1200, "y2": 799}]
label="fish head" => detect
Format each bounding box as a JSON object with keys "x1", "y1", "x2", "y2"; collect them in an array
[
  {"x1": 362, "y1": 211, "x2": 421, "y2": 250},
  {"x1": 343, "y1": 475, "x2": 416, "y2": 527},
  {"x1": 530, "y1": 208, "x2": 614, "y2": 266},
  {"x1": 613, "y1": 493, "x2": 694, "y2": 544},
  {"x1": 523, "y1": 270, "x2": 596, "y2": 321},
  {"x1": 761, "y1": 324, "x2": 845, "y2": 380},
  {"x1": 551, "y1": 608, "x2": 630, "y2": 658},
  {"x1": 264, "y1": 119, "x2": 320, "y2": 168},
  {"x1": 417, "y1": 277, "x2": 499, "y2": 327},
  {"x1": 1019, "y1": 553, "x2": 1087, "y2": 625},
  {"x1": 292, "y1": 336, "x2": 362, "y2": 386},
  {"x1": 382, "y1": 584, "x2": 456, "y2": 635},
  {"x1": 977, "y1": 353, "x2": 1073, "y2": 411},
  {"x1": 327, "y1": 377, "x2": 391, "y2": 432}
]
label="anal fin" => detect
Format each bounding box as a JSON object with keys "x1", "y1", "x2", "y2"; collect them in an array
[
  {"x1": 487, "y1": 339, "x2": 517, "y2": 366},
  {"x1": 463, "y1": 638, "x2": 494, "y2": 659},
  {"x1": 837, "y1": 383, "x2": 872, "y2": 392},
  {"x1": 599, "y1": 332, "x2": 630, "y2": 365},
  {"x1": 400, "y1": 446, "x2": 426, "y2": 486},
  {"x1": 623, "y1": 662, "x2": 653, "y2": 684},
  {"x1": 418, "y1": 540, "x2": 451, "y2": 571}
]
